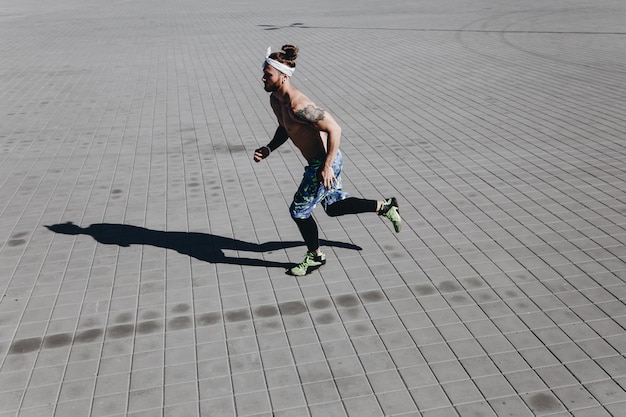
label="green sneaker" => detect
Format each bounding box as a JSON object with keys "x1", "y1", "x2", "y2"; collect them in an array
[
  {"x1": 379, "y1": 197, "x2": 402, "y2": 232},
  {"x1": 289, "y1": 251, "x2": 326, "y2": 276}
]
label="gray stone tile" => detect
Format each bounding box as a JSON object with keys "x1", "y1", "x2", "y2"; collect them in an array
[
  {"x1": 454, "y1": 401, "x2": 498, "y2": 417},
  {"x1": 21, "y1": 383, "x2": 59, "y2": 409},
  {"x1": 91, "y1": 392, "x2": 128, "y2": 416},
  {"x1": 163, "y1": 381, "x2": 198, "y2": 407},
  {"x1": 584, "y1": 379, "x2": 626, "y2": 405},
  {"x1": 410, "y1": 384, "x2": 450, "y2": 411},
  {"x1": 553, "y1": 385, "x2": 601, "y2": 411},
  {"x1": 301, "y1": 380, "x2": 341, "y2": 405},
  {"x1": 521, "y1": 391, "x2": 566, "y2": 415},
  {"x1": 268, "y1": 385, "x2": 307, "y2": 412},
  {"x1": 54, "y1": 398, "x2": 93, "y2": 416},
  {"x1": 127, "y1": 387, "x2": 162, "y2": 414}
]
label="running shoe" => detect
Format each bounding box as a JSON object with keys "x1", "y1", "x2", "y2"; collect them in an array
[
  {"x1": 379, "y1": 197, "x2": 402, "y2": 232},
  {"x1": 289, "y1": 251, "x2": 326, "y2": 276}
]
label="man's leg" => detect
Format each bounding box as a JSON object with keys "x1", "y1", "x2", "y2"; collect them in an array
[
  {"x1": 288, "y1": 157, "x2": 329, "y2": 276},
  {"x1": 325, "y1": 197, "x2": 377, "y2": 216},
  {"x1": 325, "y1": 197, "x2": 402, "y2": 232},
  {"x1": 290, "y1": 216, "x2": 326, "y2": 276},
  {"x1": 293, "y1": 216, "x2": 319, "y2": 253}
]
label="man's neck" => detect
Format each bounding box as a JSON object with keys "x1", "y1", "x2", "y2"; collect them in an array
[{"x1": 274, "y1": 81, "x2": 295, "y2": 100}]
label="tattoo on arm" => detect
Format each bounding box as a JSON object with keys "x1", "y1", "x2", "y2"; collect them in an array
[{"x1": 295, "y1": 105, "x2": 326, "y2": 125}]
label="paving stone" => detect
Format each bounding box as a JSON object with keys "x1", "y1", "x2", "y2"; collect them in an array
[{"x1": 1, "y1": 0, "x2": 625, "y2": 415}]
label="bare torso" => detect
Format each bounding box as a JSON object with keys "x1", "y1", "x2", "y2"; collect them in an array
[{"x1": 270, "y1": 91, "x2": 327, "y2": 163}]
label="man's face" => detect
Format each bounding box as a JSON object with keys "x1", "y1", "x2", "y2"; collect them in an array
[{"x1": 262, "y1": 64, "x2": 282, "y2": 92}]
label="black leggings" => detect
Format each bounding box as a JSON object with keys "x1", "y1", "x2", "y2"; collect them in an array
[
  {"x1": 293, "y1": 197, "x2": 377, "y2": 252},
  {"x1": 325, "y1": 197, "x2": 377, "y2": 217}
]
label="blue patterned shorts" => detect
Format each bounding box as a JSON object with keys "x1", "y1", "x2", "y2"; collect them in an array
[{"x1": 290, "y1": 150, "x2": 349, "y2": 219}]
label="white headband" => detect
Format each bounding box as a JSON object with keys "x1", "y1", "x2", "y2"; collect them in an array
[{"x1": 264, "y1": 46, "x2": 295, "y2": 77}]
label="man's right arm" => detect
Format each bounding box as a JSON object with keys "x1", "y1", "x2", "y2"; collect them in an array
[{"x1": 254, "y1": 125, "x2": 289, "y2": 162}]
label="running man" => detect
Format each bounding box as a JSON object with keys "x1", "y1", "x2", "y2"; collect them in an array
[{"x1": 254, "y1": 45, "x2": 401, "y2": 276}]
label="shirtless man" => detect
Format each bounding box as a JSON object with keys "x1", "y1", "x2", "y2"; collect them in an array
[{"x1": 254, "y1": 45, "x2": 401, "y2": 276}]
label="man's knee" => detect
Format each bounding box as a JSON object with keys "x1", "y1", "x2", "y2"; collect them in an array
[
  {"x1": 324, "y1": 203, "x2": 341, "y2": 217},
  {"x1": 293, "y1": 215, "x2": 318, "y2": 238},
  {"x1": 290, "y1": 202, "x2": 315, "y2": 220},
  {"x1": 292, "y1": 214, "x2": 306, "y2": 222}
]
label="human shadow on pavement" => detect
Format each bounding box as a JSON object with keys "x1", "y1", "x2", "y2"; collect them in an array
[{"x1": 45, "y1": 222, "x2": 361, "y2": 269}]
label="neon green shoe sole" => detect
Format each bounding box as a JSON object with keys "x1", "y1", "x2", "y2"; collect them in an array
[
  {"x1": 380, "y1": 197, "x2": 402, "y2": 233},
  {"x1": 289, "y1": 251, "x2": 326, "y2": 276}
]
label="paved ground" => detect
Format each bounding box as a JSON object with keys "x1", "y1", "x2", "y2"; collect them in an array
[{"x1": 1, "y1": 0, "x2": 626, "y2": 416}]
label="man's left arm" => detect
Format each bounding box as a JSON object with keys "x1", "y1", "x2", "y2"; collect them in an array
[{"x1": 294, "y1": 104, "x2": 341, "y2": 189}]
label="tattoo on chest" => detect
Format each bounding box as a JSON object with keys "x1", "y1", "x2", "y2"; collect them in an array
[{"x1": 294, "y1": 105, "x2": 326, "y2": 125}]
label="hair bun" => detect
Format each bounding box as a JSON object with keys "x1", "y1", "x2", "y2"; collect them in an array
[{"x1": 281, "y1": 45, "x2": 299, "y2": 61}]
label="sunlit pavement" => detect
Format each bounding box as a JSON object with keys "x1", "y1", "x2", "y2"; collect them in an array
[{"x1": 1, "y1": 0, "x2": 625, "y2": 415}]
